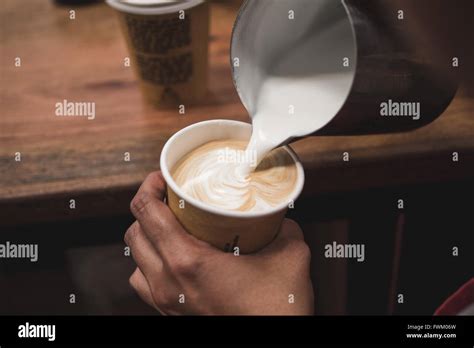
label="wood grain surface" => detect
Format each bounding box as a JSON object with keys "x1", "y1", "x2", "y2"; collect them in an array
[{"x1": 1, "y1": 0, "x2": 473, "y2": 227}]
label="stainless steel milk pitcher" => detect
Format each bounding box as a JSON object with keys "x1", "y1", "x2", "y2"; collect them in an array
[{"x1": 230, "y1": 0, "x2": 459, "y2": 136}]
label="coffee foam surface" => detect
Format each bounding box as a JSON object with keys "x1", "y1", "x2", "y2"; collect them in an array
[{"x1": 171, "y1": 140, "x2": 297, "y2": 212}]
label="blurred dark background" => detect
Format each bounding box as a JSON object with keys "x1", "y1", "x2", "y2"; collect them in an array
[{"x1": 1, "y1": 178, "x2": 472, "y2": 315}]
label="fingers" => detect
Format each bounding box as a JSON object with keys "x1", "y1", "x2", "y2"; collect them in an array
[
  {"x1": 277, "y1": 218, "x2": 305, "y2": 241},
  {"x1": 258, "y1": 218, "x2": 309, "y2": 258},
  {"x1": 129, "y1": 268, "x2": 166, "y2": 314},
  {"x1": 129, "y1": 267, "x2": 156, "y2": 308},
  {"x1": 124, "y1": 221, "x2": 163, "y2": 281},
  {"x1": 130, "y1": 171, "x2": 197, "y2": 255},
  {"x1": 135, "y1": 171, "x2": 166, "y2": 201}
]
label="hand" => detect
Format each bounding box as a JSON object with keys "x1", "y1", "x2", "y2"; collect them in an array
[{"x1": 125, "y1": 171, "x2": 314, "y2": 315}]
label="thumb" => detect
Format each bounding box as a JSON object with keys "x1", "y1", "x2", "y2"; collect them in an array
[{"x1": 258, "y1": 218, "x2": 305, "y2": 256}]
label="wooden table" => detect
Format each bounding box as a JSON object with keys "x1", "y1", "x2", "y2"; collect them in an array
[{"x1": 1, "y1": 0, "x2": 473, "y2": 227}]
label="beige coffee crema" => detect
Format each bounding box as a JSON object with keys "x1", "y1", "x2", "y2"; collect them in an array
[{"x1": 171, "y1": 140, "x2": 297, "y2": 212}]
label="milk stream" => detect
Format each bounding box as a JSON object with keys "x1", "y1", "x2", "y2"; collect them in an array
[
  {"x1": 240, "y1": 14, "x2": 354, "y2": 174},
  {"x1": 240, "y1": 72, "x2": 349, "y2": 175}
]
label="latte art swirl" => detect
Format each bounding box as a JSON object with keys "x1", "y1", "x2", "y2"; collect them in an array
[{"x1": 171, "y1": 140, "x2": 297, "y2": 212}]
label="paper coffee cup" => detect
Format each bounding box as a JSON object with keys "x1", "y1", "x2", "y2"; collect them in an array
[
  {"x1": 106, "y1": 0, "x2": 209, "y2": 107},
  {"x1": 160, "y1": 120, "x2": 305, "y2": 254}
]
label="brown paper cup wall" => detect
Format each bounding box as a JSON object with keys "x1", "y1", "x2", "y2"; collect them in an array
[{"x1": 167, "y1": 186, "x2": 286, "y2": 254}]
